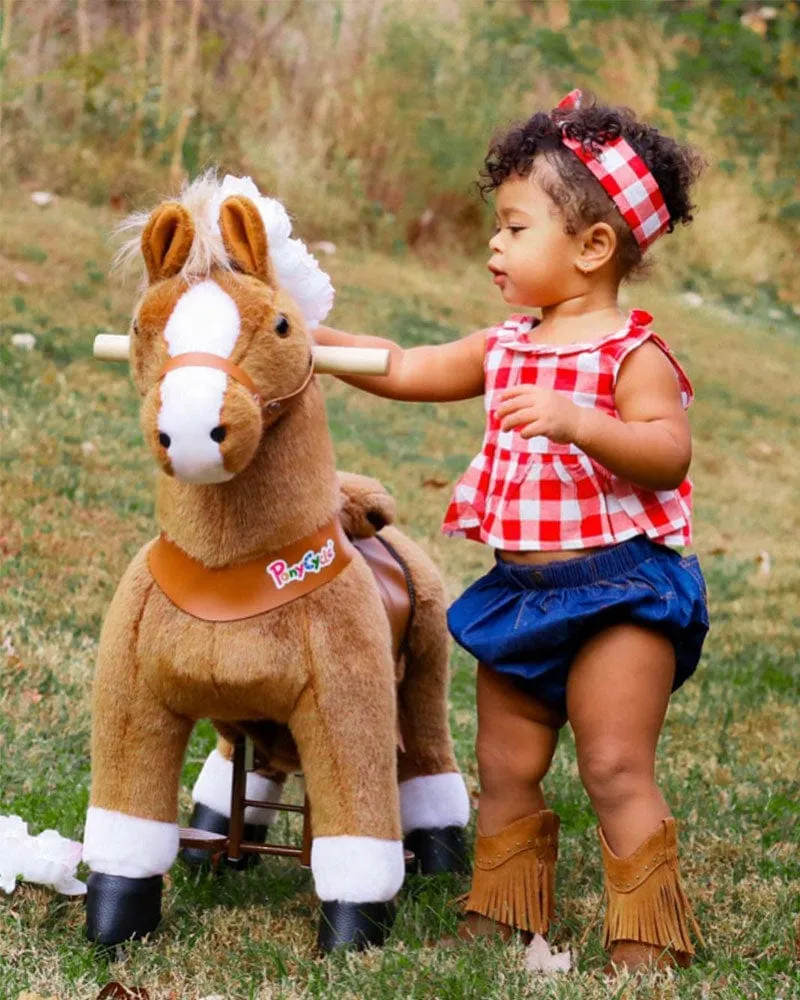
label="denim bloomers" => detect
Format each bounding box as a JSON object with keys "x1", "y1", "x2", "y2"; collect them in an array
[{"x1": 447, "y1": 535, "x2": 709, "y2": 713}]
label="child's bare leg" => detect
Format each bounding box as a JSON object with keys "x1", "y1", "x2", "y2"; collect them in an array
[
  {"x1": 568, "y1": 623, "x2": 700, "y2": 970},
  {"x1": 476, "y1": 663, "x2": 563, "y2": 834},
  {"x1": 567, "y1": 623, "x2": 673, "y2": 854},
  {"x1": 452, "y1": 664, "x2": 563, "y2": 943}
]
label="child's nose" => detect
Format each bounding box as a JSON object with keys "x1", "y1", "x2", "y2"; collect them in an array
[{"x1": 489, "y1": 232, "x2": 502, "y2": 252}]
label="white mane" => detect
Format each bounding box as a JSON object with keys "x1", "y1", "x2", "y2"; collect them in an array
[{"x1": 116, "y1": 171, "x2": 334, "y2": 328}]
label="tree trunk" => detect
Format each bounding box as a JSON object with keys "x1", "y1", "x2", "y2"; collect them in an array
[
  {"x1": 169, "y1": 0, "x2": 202, "y2": 191},
  {"x1": 157, "y1": 0, "x2": 176, "y2": 134},
  {"x1": 133, "y1": 0, "x2": 150, "y2": 162},
  {"x1": 0, "y1": 0, "x2": 13, "y2": 149}
]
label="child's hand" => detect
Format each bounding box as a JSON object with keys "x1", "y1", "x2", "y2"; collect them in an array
[{"x1": 497, "y1": 386, "x2": 581, "y2": 444}]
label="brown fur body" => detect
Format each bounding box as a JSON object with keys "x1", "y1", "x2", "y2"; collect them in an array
[{"x1": 88, "y1": 192, "x2": 461, "y2": 877}]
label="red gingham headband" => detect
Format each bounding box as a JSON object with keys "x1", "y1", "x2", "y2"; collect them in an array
[{"x1": 556, "y1": 89, "x2": 670, "y2": 251}]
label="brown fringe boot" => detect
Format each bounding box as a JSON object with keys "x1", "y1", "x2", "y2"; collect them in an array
[
  {"x1": 600, "y1": 817, "x2": 703, "y2": 974},
  {"x1": 459, "y1": 810, "x2": 559, "y2": 941}
]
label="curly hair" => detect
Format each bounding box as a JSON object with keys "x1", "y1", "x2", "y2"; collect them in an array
[{"x1": 480, "y1": 95, "x2": 705, "y2": 276}]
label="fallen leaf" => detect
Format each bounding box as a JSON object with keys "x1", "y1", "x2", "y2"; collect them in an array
[
  {"x1": 682, "y1": 292, "x2": 704, "y2": 308},
  {"x1": 422, "y1": 476, "x2": 449, "y2": 489},
  {"x1": 23, "y1": 689, "x2": 43, "y2": 704},
  {"x1": 97, "y1": 985, "x2": 150, "y2": 1000},
  {"x1": 30, "y1": 191, "x2": 54, "y2": 207},
  {"x1": 524, "y1": 933, "x2": 571, "y2": 974},
  {"x1": 756, "y1": 550, "x2": 771, "y2": 575},
  {"x1": 14, "y1": 269, "x2": 32, "y2": 284},
  {"x1": 311, "y1": 240, "x2": 337, "y2": 255},
  {"x1": 0, "y1": 536, "x2": 21, "y2": 557}
]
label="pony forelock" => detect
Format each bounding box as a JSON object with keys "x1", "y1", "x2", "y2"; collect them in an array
[{"x1": 114, "y1": 170, "x2": 334, "y2": 328}]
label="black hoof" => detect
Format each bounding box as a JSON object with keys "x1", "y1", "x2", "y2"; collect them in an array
[
  {"x1": 404, "y1": 826, "x2": 469, "y2": 875},
  {"x1": 86, "y1": 872, "x2": 162, "y2": 946},
  {"x1": 181, "y1": 803, "x2": 266, "y2": 871},
  {"x1": 317, "y1": 900, "x2": 395, "y2": 952}
]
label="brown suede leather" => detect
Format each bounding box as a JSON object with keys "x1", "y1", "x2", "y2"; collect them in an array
[
  {"x1": 600, "y1": 818, "x2": 702, "y2": 969},
  {"x1": 149, "y1": 516, "x2": 354, "y2": 621},
  {"x1": 465, "y1": 810, "x2": 560, "y2": 935}
]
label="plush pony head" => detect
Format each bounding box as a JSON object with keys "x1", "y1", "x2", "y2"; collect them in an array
[{"x1": 122, "y1": 174, "x2": 334, "y2": 486}]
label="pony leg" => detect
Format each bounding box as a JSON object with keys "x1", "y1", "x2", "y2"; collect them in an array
[
  {"x1": 288, "y1": 581, "x2": 404, "y2": 950},
  {"x1": 83, "y1": 572, "x2": 193, "y2": 946},
  {"x1": 382, "y1": 528, "x2": 471, "y2": 873},
  {"x1": 183, "y1": 734, "x2": 284, "y2": 870}
]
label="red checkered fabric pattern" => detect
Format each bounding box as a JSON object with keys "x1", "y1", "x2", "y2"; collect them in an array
[
  {"x1": 441, "y1": 310, "x2": 694, "y2": 551},
  {"x1": 561, "y1": 135, "x2": 670, "y2": 250}
]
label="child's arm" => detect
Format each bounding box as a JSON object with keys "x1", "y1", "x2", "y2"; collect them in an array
[
  {"x1": 313, "y1": 325, "x2": 486, "y2": 402},
  {"x1": 496, "y1": 342, "x2": 691, "y2": 491}
]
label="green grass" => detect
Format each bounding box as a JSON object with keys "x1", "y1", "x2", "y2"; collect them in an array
[{"x1": 1, "y1": 194, "x2": 798, "y2": 999}]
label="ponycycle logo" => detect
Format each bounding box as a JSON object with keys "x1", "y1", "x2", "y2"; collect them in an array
[{"x1": 266, "y1": 539, "x2": 336, "y2": 589}]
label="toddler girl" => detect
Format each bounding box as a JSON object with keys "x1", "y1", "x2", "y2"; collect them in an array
[{"x1": 315, "y1": 91, "x2": 708, "y2": 973}]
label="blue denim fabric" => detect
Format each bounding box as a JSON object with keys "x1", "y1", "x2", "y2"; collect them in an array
[{"x1": 447, "y1": 535, "x2": 709, "y2": 713}]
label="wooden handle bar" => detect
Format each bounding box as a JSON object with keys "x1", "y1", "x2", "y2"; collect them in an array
[{"x1": 92, "y1": 335, "x2": 390, "y2": 376}]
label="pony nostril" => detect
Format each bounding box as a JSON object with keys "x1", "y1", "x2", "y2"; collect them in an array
[
  {"x1": 158, "y1": 432, "x2": 171, "y2": 449},
  {"x1": 210, "y1": 425, "x2": 227, "y2": 443}
]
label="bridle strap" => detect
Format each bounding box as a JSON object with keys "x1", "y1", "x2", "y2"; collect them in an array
[
  {"x1": 160, "y1": 353, "x2": 260, "y2": 398},
  {"x1": 158, "y1": 352, "x2": 314, "y2": 414}
]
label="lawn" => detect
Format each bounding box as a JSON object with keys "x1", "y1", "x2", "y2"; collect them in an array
[{"x1": 0, "y1": 193, "x2": 798, "y2": 999}]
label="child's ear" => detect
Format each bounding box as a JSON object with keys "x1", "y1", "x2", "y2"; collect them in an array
[{"x1": 577, "y1": 222, "x2": 618, "y2": 274}]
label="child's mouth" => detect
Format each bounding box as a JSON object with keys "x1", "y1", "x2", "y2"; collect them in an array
[{"x1": 488, "y1": 266, "x2": 507, "y2": 287}]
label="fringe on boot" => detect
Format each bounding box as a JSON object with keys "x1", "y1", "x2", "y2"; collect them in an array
[
  {"x1": 600, "y1": 817, "x2": 703, "y2": 971},
  {"x1": 465, "y1": 810, "x2": 560, "y2": 935}
]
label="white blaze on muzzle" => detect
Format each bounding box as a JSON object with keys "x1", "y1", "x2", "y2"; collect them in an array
[{"x1": 159, "y1": 281, "x2": 242, "y2": 484}]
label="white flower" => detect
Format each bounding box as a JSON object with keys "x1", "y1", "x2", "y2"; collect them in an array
[
  {"x1": 11, "y1": 333, "x2": 36, "y2": 350},
  {"x1": 0, "y1": 814, "x2": 86, "y2": 896}
]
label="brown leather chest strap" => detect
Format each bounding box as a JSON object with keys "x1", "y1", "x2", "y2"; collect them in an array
[{"x1": 148, "y1": 516, "x2": 354, "y2": 622}]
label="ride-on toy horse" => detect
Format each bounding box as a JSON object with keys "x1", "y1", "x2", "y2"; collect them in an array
[{"x1": 83, "y1": 176, "x2": 469, "y2": 951}]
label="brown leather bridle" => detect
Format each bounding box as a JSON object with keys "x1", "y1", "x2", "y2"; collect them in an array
[{"x1": 158, "y1": 351, "x2": 314, "y2": 416}]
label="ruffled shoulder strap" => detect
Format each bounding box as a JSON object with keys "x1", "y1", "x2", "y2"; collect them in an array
[
  {"x1": 648, "y1": 333, "x2": 694, "y2": 409},
  {"x1": 609, "y1": 318, "x2": 694, "y2": 409}
]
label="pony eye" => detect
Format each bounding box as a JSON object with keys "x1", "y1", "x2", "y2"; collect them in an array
[{"x1": 274, "y1": 314, "x2": 290, "y2": 337}]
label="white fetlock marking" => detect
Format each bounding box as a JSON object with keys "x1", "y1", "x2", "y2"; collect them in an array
[
  {"x1": 83, "y1": 807, "x2": 179, "y2": 878},
  {"x1": 311, "y1": 837, "x2": 404, "y2": 903},
  {"x1": 399, "y1": 772, "x2": 471, "y2": 833},
  {"x1": 244, "y1": 772, "x2": 283, "y2": 826},
  {"x1": 191, "y1": 748, "x2": 282, "y2": 826}
]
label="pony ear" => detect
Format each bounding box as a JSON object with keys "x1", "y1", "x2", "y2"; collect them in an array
[
  {"x1": 141, "y1": 202, "x2": 195, "y2": 283},
  {"x1": 218, "y1": 195, "x2": 276, "y2": 285}
]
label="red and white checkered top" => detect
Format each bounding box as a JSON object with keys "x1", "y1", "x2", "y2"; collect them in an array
[{"x1": 441, "y1": 310, "x2": 694, "y2": 551}]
